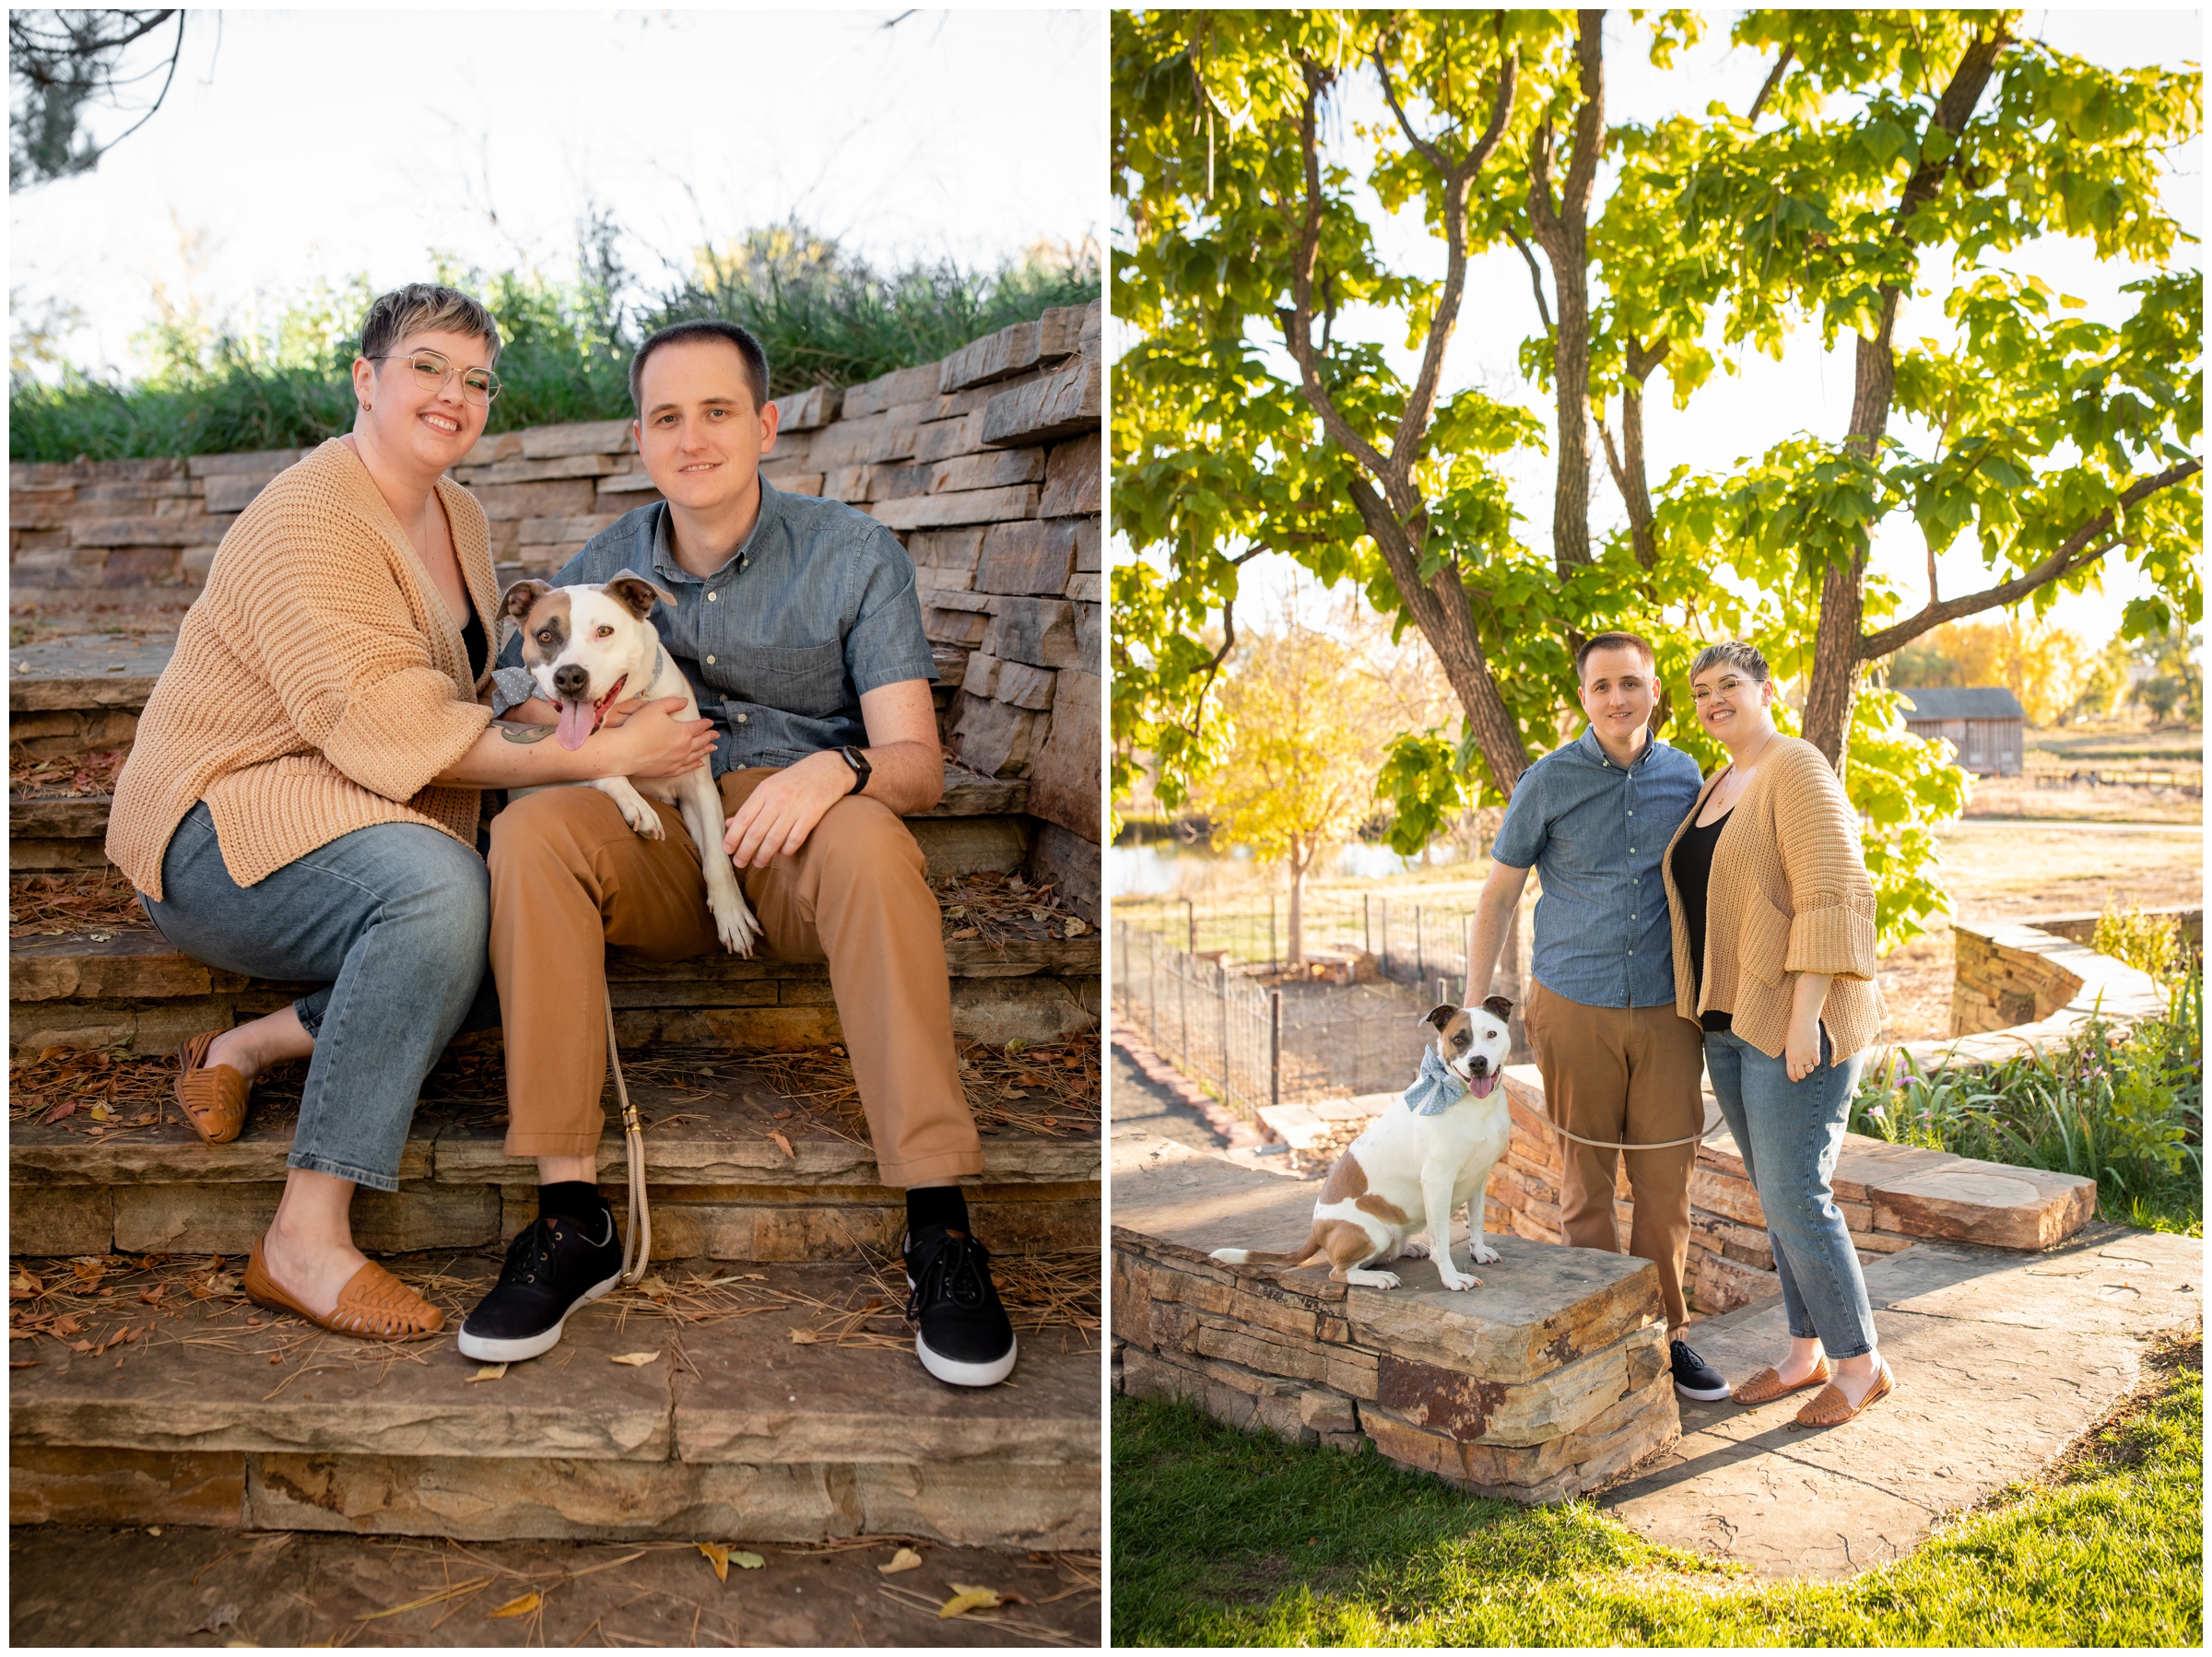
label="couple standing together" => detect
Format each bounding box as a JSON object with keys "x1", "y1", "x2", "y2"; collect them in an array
[
  {"x1": 1468, "y1": 631, "x2": 1895, "y2": 1429},
  {"x1": 105, "y1": 282, "x2": 1018, "y2": 1389}
]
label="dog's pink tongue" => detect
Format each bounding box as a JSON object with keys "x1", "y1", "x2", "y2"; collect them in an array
[
  {"x1": 555, "y1": 699, "x2": 594, "y2": 752},
  {"x1": 1471, "y1": 1073, "x2": 1499, "y2": 1099}
]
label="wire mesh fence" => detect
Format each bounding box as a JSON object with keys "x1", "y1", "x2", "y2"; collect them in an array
[
  {"x1": 1112, "y1": 921, "x2": 1476, "y2": 1116},
  {"x1": 1110, "y1": 890, "x2": 1488, "y2": 992}
]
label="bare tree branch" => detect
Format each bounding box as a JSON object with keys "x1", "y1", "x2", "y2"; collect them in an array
[
  {"x1": 1747, "y1": 43, "x2": 1794, "y2": 123},
  {"x1": 1506, "y1": 229, "x2": 1554, "y2": 335},
  {"x1": 1856, "y1": 462, "x2": 2201, "y2": 659}
]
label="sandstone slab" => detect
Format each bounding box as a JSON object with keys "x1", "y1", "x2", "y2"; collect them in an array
[
  {"x1": 1868, "y1": 1158, "x2": 2096, "y2": 1250},
  {"x1": 1602, "y1": 1224, "x2": 2203, "y2": 1579},
  {"x1": 1113, "y1": 1136, "x2": 1665, "y2": 1386}
]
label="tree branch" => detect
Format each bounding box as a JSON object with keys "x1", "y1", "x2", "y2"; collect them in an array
[
  {"x1": 1384, "y1": 14, "x2": 1518, "y2": 494},
  {"x1": 1856, "y1": 461, "x2": 2201, "y2": 660},
  {"x1": 1506, "y1": 229, "x2": 1554, "y2": 335},
  {"x1": 1559, "y1": 10, "x2": 1606, "y2": 215},
  {"x1": 1275, "y1": 62, "x2": 1394, "y2": 485},
  {"x1": 1747, "y1": 43, "x2": 1794, "y2": 123}
]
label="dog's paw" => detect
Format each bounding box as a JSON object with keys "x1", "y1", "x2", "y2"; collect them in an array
[
  {"x1": 713, "y1": 902, "x2": 761, "y2": 958},
  {"x1": 1396, "y1": 1240, "x2": 1432, "y2": 1260},
  {"x1": 618, "y1": 800, "x2": 664, "y2": 838},
  {"x1": 1371, "y1": 1271, "x2": 1401, "y2": 1290},
  {"x1": 1470, "y1": 1242, "x2": 1502, "y2": 1265},
  {"x1": 1439, "y1": 1271, "x2": 1481, "y2": 1292}
]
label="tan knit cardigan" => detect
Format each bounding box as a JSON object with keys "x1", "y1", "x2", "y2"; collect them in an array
[
  {"x1": 1660, "y1": 735, "x2": 1883, "y2": 1061},
  {"x1": 107, "y1": 440, "x2": 497, "y2": 899}
]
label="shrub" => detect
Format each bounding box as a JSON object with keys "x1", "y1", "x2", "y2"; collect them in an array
[
  {"x1": 2094, "y1": 898, "x2": 2185, "y2": 984},
  {"x1": 9, "y1": 217, "x2": 1100, "y2": 461},
  {"x1": 1852, "y1": 971, "x2": 2204, "y2": 1234}
]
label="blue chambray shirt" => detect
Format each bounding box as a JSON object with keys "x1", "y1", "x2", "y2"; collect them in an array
[
  {"x1": 1490, "y1": 726, "x2": 1703, "y2": 1008},
  {"x1": 492, "y1": 477, "x2": 937, "y2": 776}
]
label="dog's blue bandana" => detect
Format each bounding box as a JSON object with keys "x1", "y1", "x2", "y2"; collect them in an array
[{"x1": 1402, "y1": 1046, "x2": 1469, "y2": 1117}]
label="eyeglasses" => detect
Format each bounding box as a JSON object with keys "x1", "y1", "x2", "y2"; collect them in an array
[{"x1": 366, "y1": 348, "x2": 502, "y2": 405}]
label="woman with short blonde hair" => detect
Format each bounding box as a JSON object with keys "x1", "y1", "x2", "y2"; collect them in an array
[
  {"x1": 109, "y1": 283, "x2": 713, "y2": 1340},
  {"x1": 1660, "y1": 640, "x2": 1893, "y2": 1426}
]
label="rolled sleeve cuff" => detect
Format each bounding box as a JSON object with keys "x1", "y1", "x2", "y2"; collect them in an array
[{"x1": 1786, "y1": 904, "x2": 1877, "y2": 981}]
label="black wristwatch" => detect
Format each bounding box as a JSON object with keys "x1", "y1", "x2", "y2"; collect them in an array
[{"x1": 837, "y1": 745, "x2": 871, "y2": 795}]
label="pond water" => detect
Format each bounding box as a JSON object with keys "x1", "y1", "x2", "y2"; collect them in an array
[{"x1": 1109, "y1": 840, "x2": 1467, "y2": 898}]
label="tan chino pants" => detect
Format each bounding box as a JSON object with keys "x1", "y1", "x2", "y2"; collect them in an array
[
  {"x1": 1523, "y1": 978, "x2": 1705, "y2": 1332},
  {"x1": 486, "y1": 769, "x2": 983, "y2": 1189}
]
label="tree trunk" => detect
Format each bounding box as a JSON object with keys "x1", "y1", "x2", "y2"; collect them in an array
[
  {"x1": 1345, "y1": 475, "x2": 1530, "y2": 794},
  {"x1": 1799, "y1": 28, "x2": 2009, "y2": 770},
  {"x1": 1526, "y1": 10, "x2": 1606, "y2": 579},
  {"x1": 1287, "y1": 845, "x2": 1308, "y2": 967}
]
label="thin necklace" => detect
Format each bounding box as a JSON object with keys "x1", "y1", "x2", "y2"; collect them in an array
[{"x1": 1714, "y1": 727, "x2": 1777, "y2": 811}]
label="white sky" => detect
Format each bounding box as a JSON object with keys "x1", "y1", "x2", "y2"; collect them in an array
[
  {"x1": 9, "y1": 5, "x2": 1101, "y2": 377},
  {"x1": 1116, "y1": 8, "x2": 2204, "y2": 652}
]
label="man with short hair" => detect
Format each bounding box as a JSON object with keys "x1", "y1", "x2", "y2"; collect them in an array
[
  {"x1": 1466, "y1": 631, "x2": 1727, "y2": 1401},
  {"x1": 457, "y1": 319, "x2": 1016, "y2": 1388}
]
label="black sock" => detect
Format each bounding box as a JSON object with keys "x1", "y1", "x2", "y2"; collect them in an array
[
  {"x1": 539, "y1": 1181, "x2": 610, "y2": 1227},
  {"x1": 907, "y1": 1183, "x2": 971, "y2": 1238}
]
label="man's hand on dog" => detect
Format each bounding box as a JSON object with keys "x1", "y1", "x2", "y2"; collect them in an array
[{"x1": 722, "y1": 751, "x2": 853, "y2": 868}]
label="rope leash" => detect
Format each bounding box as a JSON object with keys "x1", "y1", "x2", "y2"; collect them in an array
[
  {"x1": 605, "y1": 989, "x2": 651, "y2": 1287},
  {"x1": 1531, "y1": 1095, "x2": 1726, "y2": 1153}
]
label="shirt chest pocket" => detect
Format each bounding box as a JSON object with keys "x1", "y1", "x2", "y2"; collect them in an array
[{"x1": 724, "y1": 640, "x2": 849, "y2": 720}]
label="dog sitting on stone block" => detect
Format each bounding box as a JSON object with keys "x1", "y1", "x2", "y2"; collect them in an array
[{"x1": 1211, "y1": 997, "x2": 1515, "y2": 1290}]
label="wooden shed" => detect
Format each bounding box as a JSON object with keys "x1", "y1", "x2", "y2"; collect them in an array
[{"x1": 1894, "y1": 686, "x2": 2026, "y2": 776}]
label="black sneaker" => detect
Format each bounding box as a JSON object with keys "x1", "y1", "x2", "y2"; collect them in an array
[
  {"x1": 458, "y1": 1209, "x2": 623, "y2": 1362},
  {"x1": 902, "y1": 1225, "x2": 1017, "y2": 1387},
  {"x1": 1671, "y1": 1338, "x2": 1731, "y2": 1402}
]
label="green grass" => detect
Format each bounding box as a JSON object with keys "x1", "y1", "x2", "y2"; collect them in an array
[{"x1": 1112, "y1": 1334, "x2": 2205, "y2": 1646}]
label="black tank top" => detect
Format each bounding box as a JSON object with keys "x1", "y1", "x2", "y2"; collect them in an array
[
  {"x1": 1672, "y1": 808, "x2": 1734, "y2": 1032},
  {"x1": 460, "y1": 602, "x2": 488, "y2": 680}
]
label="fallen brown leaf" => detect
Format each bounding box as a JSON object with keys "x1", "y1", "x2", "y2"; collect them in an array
[
  {"x1": 698, "y1": 1542, "x2": 730, "y2": 1581},
  {"x1": 609, "y1": 1350, "x2": 661, "y2": 1367},
  {"x1": 878, "y1": 1547, "x2": 923, "y2": 1575},
  {"x1": 769, "y1": 1130, "x2": 795, "y2": 1158},
  {"x1": 487, "y1": 1592, "x2": 540, "y2": 1618}
]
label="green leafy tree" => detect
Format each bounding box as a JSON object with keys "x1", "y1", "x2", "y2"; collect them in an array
[{"x1": 1113, "y1": 7, "x2": 2200, "y2": 947}]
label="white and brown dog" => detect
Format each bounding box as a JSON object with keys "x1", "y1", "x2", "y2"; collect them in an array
[
  {"x1": 1211, "y1": 996, "x2": 1515, "y2": 1290},
  {"x1": 501, "y1": 570, "x2": 759, "y2": 957}
]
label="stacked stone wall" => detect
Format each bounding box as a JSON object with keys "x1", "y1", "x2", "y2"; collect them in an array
[{"x1": 6, "y1": 300, "x2": 1103, "y2": 906}]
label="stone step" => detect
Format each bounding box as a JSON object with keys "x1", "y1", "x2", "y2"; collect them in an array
[
  {"x1": 11, "y1": 923, "x2": 1100, "y2": 1059},
  {"x1": 10, "y1": 1045, "x2": 1100, "y2": 1260},
  {"x1": 10, "y1": 773, "x2": 1035, "y2": 877},
  {"x1": 8, "y1": 1253, "x2": 1100, "y2": 1548}
]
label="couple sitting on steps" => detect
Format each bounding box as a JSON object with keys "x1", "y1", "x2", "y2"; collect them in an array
[
  {"x1": 104, "y1": 282, "x2": 1018, "y2": 1389},
  {"x1": 1466, "y1": 630, "x2": 1894, "y2": 1430}
]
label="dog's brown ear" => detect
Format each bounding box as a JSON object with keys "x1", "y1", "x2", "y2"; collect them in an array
[
  {"x1": 500, "y1": 579, "x2": 550, "y2": 621},
  {"x1": 1481, "y1": 994, "x2": 1514, "y2": 1021},
  {"x1": 1422, "y1": 1004, "x2": 1458, "y2": 1033},
  {"x1": 602, "y1": 568, "x2": 678, "y2": 619}
]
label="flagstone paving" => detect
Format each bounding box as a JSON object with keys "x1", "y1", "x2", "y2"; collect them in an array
[{"x1": 1599, "y1": 1220, "x2": 2202, "y2": 1579}]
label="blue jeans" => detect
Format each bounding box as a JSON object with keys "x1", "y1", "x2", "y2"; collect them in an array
[
  {"x1": 1702, "y1": 1025, "x2": 1877, "y2": 1358},
  {"x1": 139, "y1": 803, "x2": 498, "y2": 1193}
]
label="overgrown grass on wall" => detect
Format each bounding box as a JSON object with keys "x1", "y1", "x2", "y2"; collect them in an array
[{"x1": 9, "y1": 221, "x2": 1099, "y2": 462}]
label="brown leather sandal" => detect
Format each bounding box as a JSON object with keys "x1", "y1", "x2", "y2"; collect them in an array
[
  {"x1": 243, "y1": 1235, "x2": 444, "y2": 1341},
  {"x1": 1794, "y1": 1358, "x2": 1894, "y2": 1428},
  {"x1": 175, "y1": 1030, "x2": 251, "y2": 1145},
  {"x1": 1733, "y1": 1357, "x2": 1831, "y2": 1406}
]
